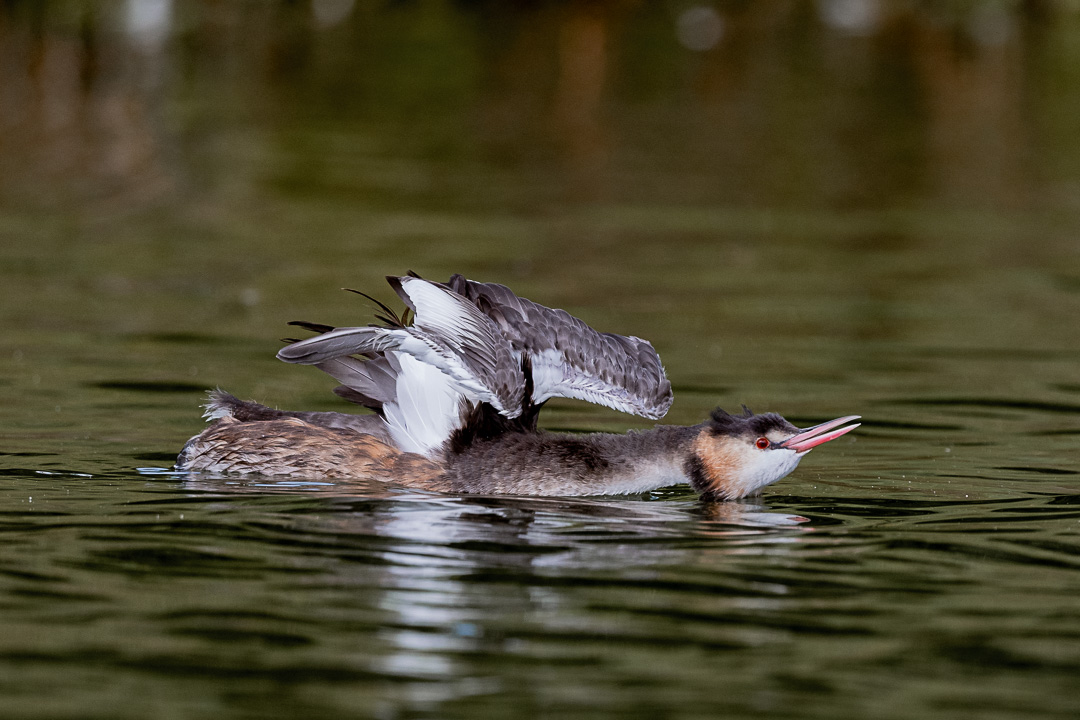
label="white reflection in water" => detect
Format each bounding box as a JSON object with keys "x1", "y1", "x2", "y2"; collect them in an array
[{"x1": 347, "y1": 493, "x2": 810, "y2": 683}]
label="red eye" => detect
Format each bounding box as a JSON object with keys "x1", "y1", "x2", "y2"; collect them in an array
[{"x1": 755, "y1": 437, "x2": 770, "y2": 450}]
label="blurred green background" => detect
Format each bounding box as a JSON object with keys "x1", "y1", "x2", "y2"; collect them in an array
[{"x1": 3, "y1": 0, "x2": 1080, "y2": 429}]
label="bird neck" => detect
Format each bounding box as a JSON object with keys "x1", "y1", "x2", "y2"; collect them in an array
[
  {"x1": 441, "y1": 423, "x2": 706, "y2": 496},
  {"x1": 684, "y1": 430, "x2": 741, "y2": 500}
]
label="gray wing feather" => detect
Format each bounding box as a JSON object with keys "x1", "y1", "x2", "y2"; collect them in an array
[
  {"x1": 447, "y1": 274, "x2": 673, "y2": 419},
  {"x1": 276, "y1": 326, "x2": 400, "y2": 365},
  {"x1": 315, "y1": 355, "x2": 399, "y2": 410}
]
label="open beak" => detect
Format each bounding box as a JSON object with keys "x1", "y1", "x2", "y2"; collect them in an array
[{"x1": 781, "y1": 415, "x2": 861, "y2": 454}]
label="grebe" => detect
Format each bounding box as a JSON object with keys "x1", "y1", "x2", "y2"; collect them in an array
[{"x1": 177, "y1": 274, "x2": 859, "y2": 500}]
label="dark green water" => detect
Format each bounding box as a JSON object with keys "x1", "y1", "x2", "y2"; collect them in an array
[{"x1": 2, "y1": 2, "x2": 1080, "y2": 718}]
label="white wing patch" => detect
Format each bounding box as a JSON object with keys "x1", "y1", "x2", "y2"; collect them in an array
[
  {"x1": 530, "y1": 348, "x2": 671, "y2": 419},
  {"x1": 396, "y1": 277, "x2": 521, "y2": 416},
  {"x1": 401, "y1": 278, "x2": 493, "y2": 356},
  {"x1": 530, "y1": 348, "x2": 569, "y2": 405},
  {"x1": 382, "y1": 352, "x2": 464, "y2": 457}
]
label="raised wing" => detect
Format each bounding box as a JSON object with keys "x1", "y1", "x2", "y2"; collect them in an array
[
  {"x1": 275, "y1": 273, "x2": 673, "y2": 456},
  {"x1": 277, "y1": 277, "x2": 524, "y2": 418},
  {"x1": 445, "y1": 274, "x2": 673, "y2": 419},
  {"x1": 388, "y1": 276, "x2": 524, "y2": 417}
]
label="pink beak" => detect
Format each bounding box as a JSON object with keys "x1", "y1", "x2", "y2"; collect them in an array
[{"x1": 780, "y1": 415, "x2": 861, "y2": 453}]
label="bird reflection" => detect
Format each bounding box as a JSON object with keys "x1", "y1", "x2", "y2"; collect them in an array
[
  {"x1": 179, "y1": 469, "x2": 810, "y2": 543},
  {"x1": 166, "y1": 468, "x2": 812, "y2": 690}
]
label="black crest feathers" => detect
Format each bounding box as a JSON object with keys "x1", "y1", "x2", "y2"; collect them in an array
[{"x1": 708, "y1": 407, "x2": 797, "y2": 437}]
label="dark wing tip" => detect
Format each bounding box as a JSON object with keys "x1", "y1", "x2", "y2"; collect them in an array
[
  {"x1": 343, "y1": 289, "x2": 406, "y2": 328},
  {"x1": 287, "y1": 320, "x2": 336, "y2": 334},
  {"x1": 384, "y1": 276, "x2": 414, "y2": 312},
  {"x1": 332, "y1": 385, "x2": 383, "y2": 411}
]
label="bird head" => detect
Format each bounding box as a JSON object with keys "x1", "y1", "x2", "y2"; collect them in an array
[{"x1": 688, "y1": 406, "x2": 860, "y2": 500}]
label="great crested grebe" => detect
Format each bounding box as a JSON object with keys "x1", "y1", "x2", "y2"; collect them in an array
[{"x1": 177, "y1": 274, "x2": 859, "y2": 500}]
